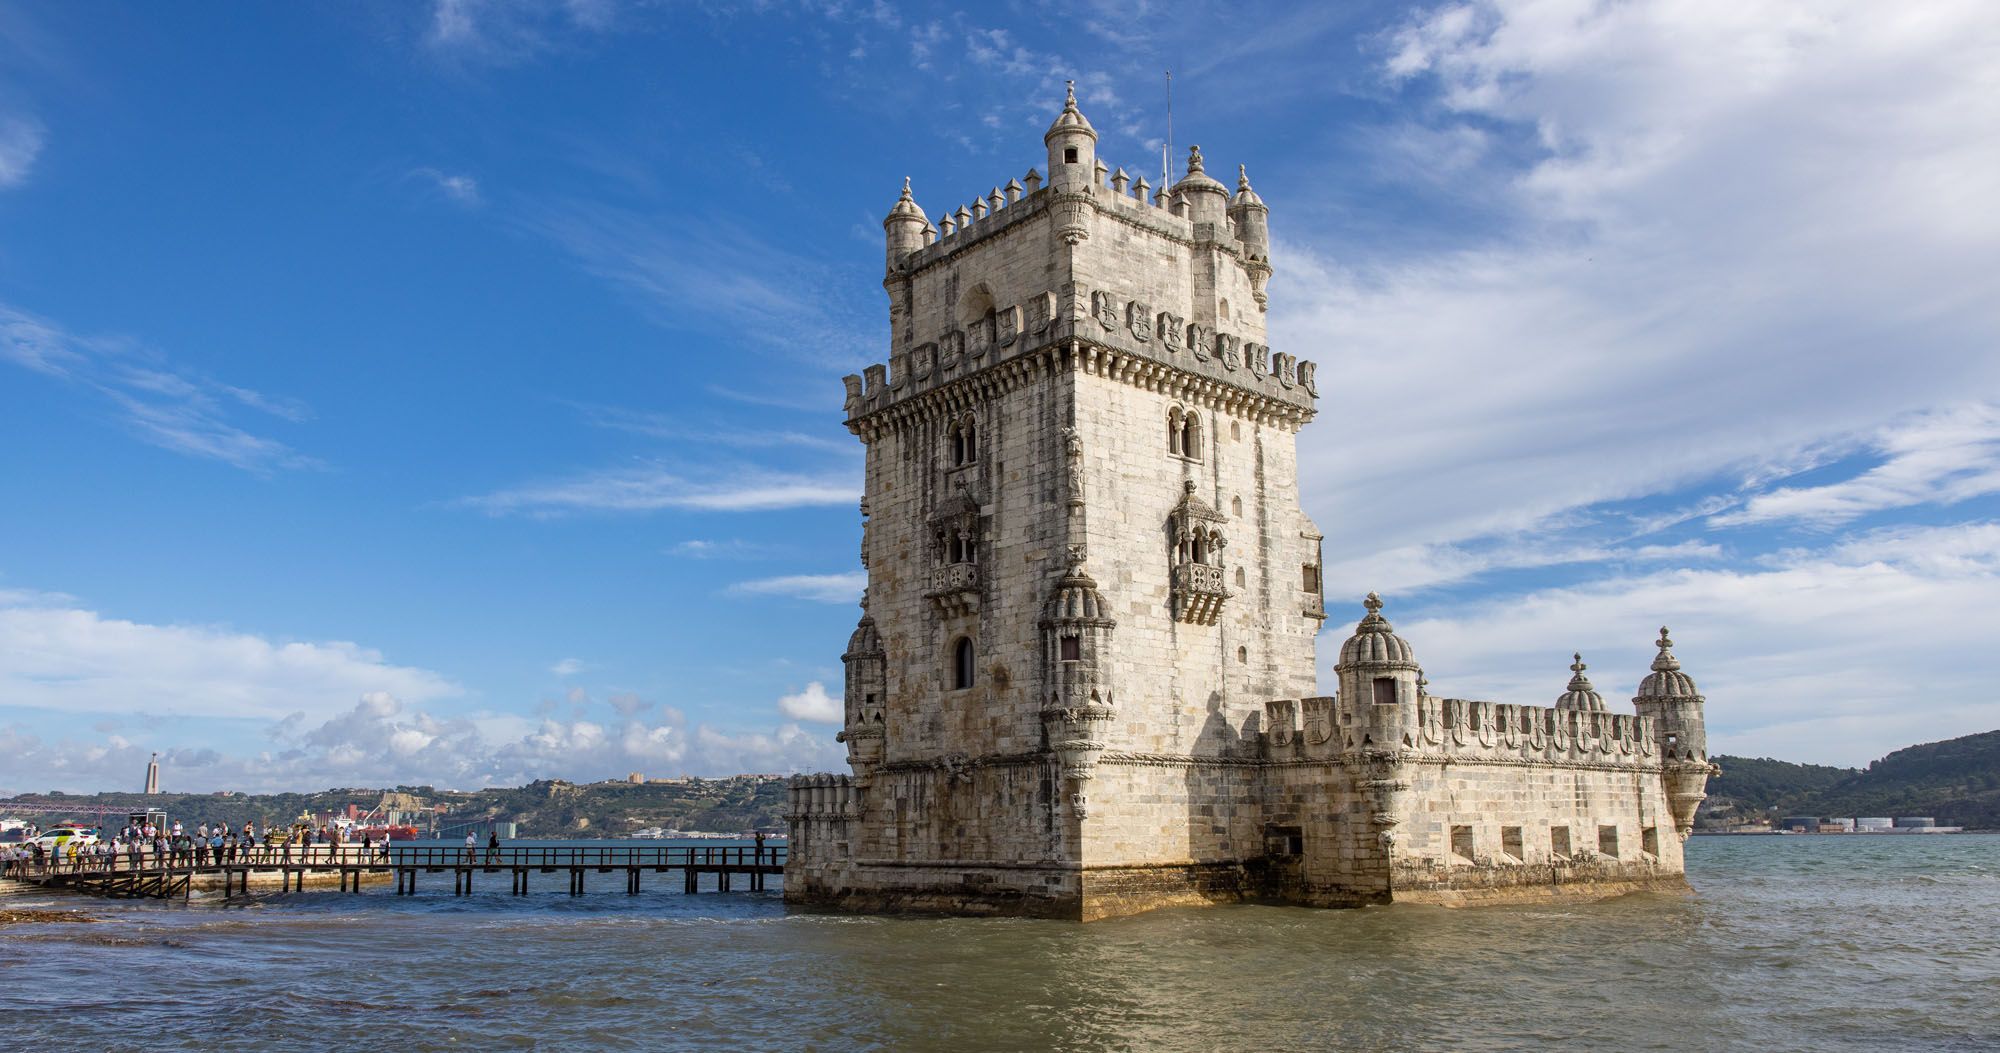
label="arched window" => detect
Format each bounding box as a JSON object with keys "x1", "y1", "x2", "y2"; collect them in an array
[
  {"x1": 952, "y1": 637, "x2": 976, "y2": 690},
  {"x1": 948, "y1": 416, "x2": 977, "y2": 468},
  {"x1": 1230, "y1": 496, "x2": 1242, "y2": 517},
  {"x1": 1167, "y1": 407, "x2": 1184, "y2": 455},
  {"x1": 1219, "y1": 298, "x2": 1230, "y2": 320},
  {"x1": 1234, "y1": 567, "x2": 1246, "y2": 587},
  {"x1": 1182, "y1": 414, "x2": 1202, "y2": 461}
]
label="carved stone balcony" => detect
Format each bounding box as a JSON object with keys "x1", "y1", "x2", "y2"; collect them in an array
[
  {"x1": 1171, "y1": 562, "x2": 1229, "y2": 625},
  {"x1": 927, "y1": 561, "x2": 980, "y2": 618}
]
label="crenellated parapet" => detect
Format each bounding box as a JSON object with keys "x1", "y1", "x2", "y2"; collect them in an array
[{"x1": 785, "y1": 773, "x2": 858, "y2": 825}]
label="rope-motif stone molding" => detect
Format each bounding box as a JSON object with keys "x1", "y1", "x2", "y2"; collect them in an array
[{"x1": 1098, "y1": 751, "x2": 1267, "y2": 769}]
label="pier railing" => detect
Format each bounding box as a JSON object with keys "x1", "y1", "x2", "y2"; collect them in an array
[{"x1": 0, "y1": 842, "x2": 786, "y2": 879}]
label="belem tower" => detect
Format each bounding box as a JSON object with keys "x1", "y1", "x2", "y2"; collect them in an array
[{"x1": 785, "y1": 87, "x2": 1719, "y2": 921}]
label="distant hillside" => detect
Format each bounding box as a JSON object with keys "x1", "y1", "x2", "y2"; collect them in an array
[
  {"x1": 1703, "y1": 729, "x2": 2000, "y2": 829},
  {"x1": 0, "y1": 776, "x2": 790, "y2": 837}
]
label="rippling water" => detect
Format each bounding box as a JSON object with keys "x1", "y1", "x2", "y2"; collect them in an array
[{"x1": 4, "y1": 835, "x2": 1996, "y2": 1051}]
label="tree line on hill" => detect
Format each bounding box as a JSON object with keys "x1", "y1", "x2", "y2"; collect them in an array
[
  {"x1": 1, "y1": 776, "x2": 791, "y2": 838},
  {"x1": 1702, "y1": 729, "x2": 2000, "y2": 830}
]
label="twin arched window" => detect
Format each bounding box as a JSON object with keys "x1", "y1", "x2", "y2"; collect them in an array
[
  {"x1": 948, "y1": 416, "x2": 978, "y2": 468},
  {"x1": 952, "y1": 637, "x2": 976, "y2": 690},
  {"x1": 1167, "y1": 407, "x2": 1202, "y2": 460}
]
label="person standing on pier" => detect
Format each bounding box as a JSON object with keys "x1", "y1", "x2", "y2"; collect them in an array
[
  {"x1": 486, "y1": 829, "x2": 500, "y2": 864},
  {"x1": 463, "y1": 830, "x2": 477, "y2": 864}
]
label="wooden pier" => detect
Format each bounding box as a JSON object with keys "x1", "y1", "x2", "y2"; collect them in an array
[{"x1": 3, "y1": 844, "x2": 785, "y2": 901}]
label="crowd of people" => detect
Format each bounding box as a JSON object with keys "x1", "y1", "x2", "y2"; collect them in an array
[{"x1": 0, "y1": 819, "x2": 398, "y2": 876}]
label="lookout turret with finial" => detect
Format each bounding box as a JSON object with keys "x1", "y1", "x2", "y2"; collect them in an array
[{"x1": 1632, "y1": 627, "x2": 1719, "y2": 840}]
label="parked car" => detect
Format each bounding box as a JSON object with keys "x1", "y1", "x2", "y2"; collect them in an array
[{"x1": 30, "y1": 825, "x2": 98, "y2": 850}]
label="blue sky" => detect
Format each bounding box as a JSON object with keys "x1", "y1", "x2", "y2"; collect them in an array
[{"x1": 2, "y1": 1, "x2": 1996, "y2": 794}]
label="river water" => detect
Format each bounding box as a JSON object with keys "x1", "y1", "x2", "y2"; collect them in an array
[{"x1": 3, "y1": 835, "x2": 1995, "y2": 1052}]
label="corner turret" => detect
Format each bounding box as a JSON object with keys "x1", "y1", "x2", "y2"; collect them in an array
[
  {"x1": 884, "y1": 177, "x2": 928, "y2": 273},
  {"x1": 1631, "y1": 627, "x2": 1719, "y2": 840},
  {"x1": 1230, "y1": 165, "x2": 1273, "y2": 310},
  {"x1": 1335, "y1": 593, "x2": 1422, "y2": 748},
  {"x1": 1044, "y1": 81, "x2": 1098, "y2": 189}
]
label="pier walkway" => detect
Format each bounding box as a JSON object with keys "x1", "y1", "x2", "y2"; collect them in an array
[{"x1": 1, "y1": 844, "x2": 785, "y2": 900}]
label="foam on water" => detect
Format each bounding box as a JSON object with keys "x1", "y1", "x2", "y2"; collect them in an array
[{"x1": 4, "y1": 835, "x2": 1997, "y2": 1051}]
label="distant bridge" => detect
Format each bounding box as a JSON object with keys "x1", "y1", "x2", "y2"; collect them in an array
[{"x1": 3, "y1": 844, "x2": 785, "y2": 900}]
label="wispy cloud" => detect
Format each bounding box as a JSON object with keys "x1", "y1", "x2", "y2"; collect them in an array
[
  {"x1": 669, "y1": 539, "x2": 787, "y2": 560},
  {"x1": 411, "y1": 165, "x2": 482, "y2": 206},
  {"x1": 515, "y1": 200, "x2": 876, "y2": 367},
  {"x1": 1711, "y1": 404, "x2": 2000, "y2": 529},
  {"x1": 575, "y1": 402, "x2": 852, "y2": 454},
  {"x1": 0, "y1": 303, "x2": 315, "y2": 473},
  {"x1": 727, "y1": 572, "x2": 866, "y2": 605},
  {"x1": 0, "y1": 114, "x2": 44, "y2": 188},
  {"x1": 461, "y1": 463, "x2": 860, "y2": 516},
  {"x1": 548, "y1": 657, "x2": 587, "y2": 677}
]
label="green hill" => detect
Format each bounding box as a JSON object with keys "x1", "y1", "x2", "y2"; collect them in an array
[
  {"x1": 1702, "y1": 729, "x2": 2000, "y2": 829},
  {"x1": 0, "y1": 776, "x2": 790, "y2": 838}
]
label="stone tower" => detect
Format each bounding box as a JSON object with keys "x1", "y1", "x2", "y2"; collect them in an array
[
  {"x1": 787, "y1": 89, "x2": 1714, "y2": 920},
  {"x1": 788, "y1": 86, "x2": 1323, "y2": 920}
]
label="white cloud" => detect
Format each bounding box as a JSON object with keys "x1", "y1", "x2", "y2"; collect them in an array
[
  {"x1": 0, "y1": 590, "x2": 459, "y2": 721},
  {"x1": 1283, "y1": 1, "x2": 2000, "y2": 561},
  {"x1": 461, "y1": 464, "x2": 860, "y2": 516},
  {"x1": 777, "y1": 681, "x2": 841, "y2": 723},
  {"x1": 0, "y1": 114, "x2": 44, "y2": 188},
  {"x1": 1712, "y1": 404, "x2": 2000, "y2": 528},
  {"x1": 412, "y1": 166, "x2": 481, "y2": 206},
  {"x1": 549, "y1": 657, "x2": 586, "y2": 677},
  {"x1": 669, "y1": 539, "x2": 786, "y2": 560},
  {"x1": 728, "y1": 572, "x2": 867, "y2": 605},
  {"x1": 1357, "y1": 521, "x2": 2000, "y2": 767}
]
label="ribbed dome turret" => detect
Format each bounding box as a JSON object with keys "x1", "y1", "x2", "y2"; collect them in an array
[
  {"x1": 1635, "y1": 627, "x2": 1702, "y2": 700},
  {"x1": 1555, "y1": 653, "x2": 1607, "y2": 711},
  {"x1": 1173, "y1": 144, "x2": 1228, "y2": 196},
  {"x1": 1041, "y1": 565, "x2": 1115, "y2": 626},
  {"x1": 884, "y1": 177, "x2": 926, "y2": 225},
  {"x1": 1043, "y1": 81, "x2": 1097, "y2": 143},
  {"x1": 1232, "y1": 165, "x2": 1265, "y2": 208},
  {"x1": 845, "y1": 613, "x2": 882, "y2": 657},
  {"x1": 1336, "y1": 592, "x2": 1420, "y2": 671}
]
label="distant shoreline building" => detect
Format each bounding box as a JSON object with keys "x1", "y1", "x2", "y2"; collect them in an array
[{"x1": 785, "y1": 90, "x2": 1718, "y2": 920}]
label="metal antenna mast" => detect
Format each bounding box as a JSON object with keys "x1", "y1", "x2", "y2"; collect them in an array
[{"x1": 1163, "y1": 71, "x2": 1174, "y2": 189}]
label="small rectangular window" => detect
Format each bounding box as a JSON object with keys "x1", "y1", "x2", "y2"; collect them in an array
[
  {"x1": 1642, "y1": 826, "x2": 1660, "y2": 857},
  {"x1": 1064, "y1": 147, "x2": 1078, "y2": 164},
  {"x1": 1598, "y1": 825, "x2": 1619, "y2": 859},
  {"x1": 1302, "y1": 564, "x2": 1320, "y2": 592},
  {"x1": 1551, "y1": 826, "x2": 1572, "y2": 860},
  {"x1": 1450, "y1": 825, "x2": 1474, "y2": 863},
  {"x1": 1060, "y1": 636, "x2": 1080, "y2": 662},
  {"x1": 1372, "y1": 678, "x2": 1396, "y2": 706},
  {"x1": 1500, "y1": 826, "x2": 1523, "y2": 862}
]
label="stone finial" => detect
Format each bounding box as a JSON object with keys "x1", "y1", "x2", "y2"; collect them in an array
[
  {"x1": 938, "y1": 213, "x2": 955, "y2": 236},
  {"x1": 970, "y1": 198, "x2": 987, "y2": 220},
  {"x1": 1134, "y1": 175, "x2": 1150, "y2": 201},
  {"x1": 1238, "y1": 164, "x2": 1249, "y2": 191},
  {"x1": 1093, "y1": 158, "x2": 1109, "y2": 186},
  {"x1": 989, "y1": 187, "x2": 1004, "y2": 212},
  {"x1": 1065, "y1": 79, "x2": 1076, "y2": 106},
  {"x1": 1111, "y1": 167, "x2": 1129, "y2": 195},
  {"x1": 1188, "y1": 144, "x2": 1205, "y2": 174},
  {"x1": 1004, "y1": 178, "x2": 1023, "y2": 204},
  {"x1": 955, "y1": 204, "x2": 972, "y2": 228},
  {"x1": 1571, "y1": 652, "x2": 1586, "y2": 674},
  {"x1": 1653, "y1": 627, "x2": 1680, "y2": 671},
  {"x1": 1363, "y1": 591, "x2": 1383, "y2": 614},
  {"x1": 1023, "y1": 168, "x2": 1043, "y2": 193},
  {"x1": 1183, "y1": 479, "x2": 1198, "y2": 494}
]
